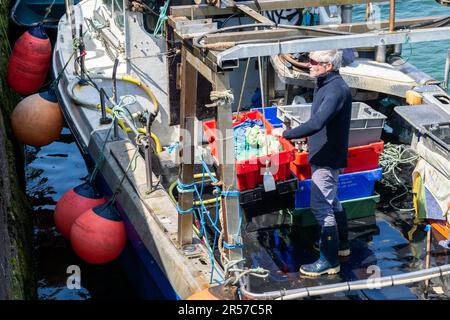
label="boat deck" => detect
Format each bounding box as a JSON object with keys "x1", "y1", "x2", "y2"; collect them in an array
[{"x1": 242, "y1": 211, "x2": 450, "y2": 299}]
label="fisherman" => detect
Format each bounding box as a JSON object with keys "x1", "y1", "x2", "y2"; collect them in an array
[{"x1": 273, "y1": 49, "x2": 352, "y2": 277}]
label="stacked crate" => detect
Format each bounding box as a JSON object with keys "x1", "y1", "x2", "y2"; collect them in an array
[
  {"x1": 202, "y1": 110, "x2": 297, "y2": 220},
  {"x1": 276, "y1": 102, "x2": 387, "y2": 226}
]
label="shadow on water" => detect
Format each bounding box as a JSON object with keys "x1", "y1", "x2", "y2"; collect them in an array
[{"x1": 26, "y1": 127, "x2": 136, "y2": 300}]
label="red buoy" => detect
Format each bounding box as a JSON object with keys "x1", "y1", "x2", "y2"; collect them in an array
[
  {"x1": 7, "y1": 25, "x2": 52, "y2": 95},
  {"x1": 70, "y1": 202, "x2": 127, "y2": 264},
  {"x1": 54, "y1": 182, "x2": 107, "y2": 239},
  {"x1": 11, "y1": 89, "x2": 63, "y2": 147}
]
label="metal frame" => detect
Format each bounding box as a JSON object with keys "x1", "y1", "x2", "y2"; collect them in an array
[
  {"x1": 216, "y1": 26, "x2": 450, "y2": 67},
  {"x1": 170, "y1": 0, "x2": 450, "y2": 283}
]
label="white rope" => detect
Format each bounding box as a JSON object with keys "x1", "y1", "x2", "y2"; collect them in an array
[
  {"x1": 209, "y1": 90, "x2": 234, "y2": 107},
  {"x1": 237, "y1": 57, "x2": 251, "y2": 116},
  {"x1": 223, "y1": 258, "x2": 270, "y2": 286}
]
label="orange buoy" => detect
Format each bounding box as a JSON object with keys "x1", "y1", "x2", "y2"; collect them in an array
[
  {"x1": 54, "y1": 182, "x2": 107, "y2": 239},
  {"x1": 7, "y1": 25, "x2": 51, "y2": 95},
  {"x1": 187, "y1": 289, "x2": 219, "y2": 300},
  {"x1": 70, "y1": 202, "x2": 127, "y2": 264},
  {"x1": 11, "y1": 89, "x2": 63, "y2": 147}
]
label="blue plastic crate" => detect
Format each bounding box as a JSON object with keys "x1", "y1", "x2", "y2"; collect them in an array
[
  {"x1": 295, "y1": 168, "x2": 383, "y2": 209},
  {"x1": 250, "y1": 107, "x2": 283, "y2": 128}
]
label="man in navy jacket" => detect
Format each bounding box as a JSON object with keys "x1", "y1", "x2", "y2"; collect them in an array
[{"x1": 274, "y1": 50, "x2": 352, "y2": 277}]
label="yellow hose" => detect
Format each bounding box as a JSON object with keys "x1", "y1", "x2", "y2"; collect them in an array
[
  {"x1": 97, "y1": 105, "x2": 163, "y2": 153},
  {"x1": 168, "y1": 174, "x2": 221, "y2": 207},
  {"x1": 137, "y1": 128, "x2": 162, "y2": 153},
  {"x1": 121, "y1": 75, "x2": 160, "y2": 116}
]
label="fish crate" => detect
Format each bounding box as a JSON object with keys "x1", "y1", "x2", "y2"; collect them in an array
[
  {"x1": 291, "y1": 140, "x2": 384, "y2": 180},
  {"x1": 203, "y1": 110, "x2": 295, "y2": 191},
  {"x1": 277, "y1": 102, "x2": 387, "y2": 147},
  {"x1": 421, "y1": 122, "x2": 449, "y2": 160},
  {"x1": 250, "y1": 107, "x2": 283, "y2": 128},
  {"x1": 240, "y1": 177, "x2": 297, "y2": 220},
  {"x1": 292, "y1": 193, "x2": 380, "y2": 227},
  {"x1": 294, "y1": 168, "x2": 383, "y2": 209}
]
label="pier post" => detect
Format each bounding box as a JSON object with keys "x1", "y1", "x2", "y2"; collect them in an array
[{"x1": 177, "y1": 47, "x2": 198, "y2": 247}]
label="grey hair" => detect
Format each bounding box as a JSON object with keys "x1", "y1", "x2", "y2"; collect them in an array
[{"x1": 309, "y1": 50, "x2": 343, "y2": 70}]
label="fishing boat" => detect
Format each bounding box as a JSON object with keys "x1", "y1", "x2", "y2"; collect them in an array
[
  {"x1": 50, "y1": 0, "x2": 450, "y2": 299},
  {"x1": 10, "y1": 0, "x2": 80, "y2": 29}
]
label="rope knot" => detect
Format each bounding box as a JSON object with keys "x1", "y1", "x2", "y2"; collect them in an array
[{"x1": 209, "y1": 90, "x2": 234, "y2": 107}]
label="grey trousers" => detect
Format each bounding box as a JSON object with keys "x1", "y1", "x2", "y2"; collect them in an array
[{"x1": 310, "y1": 165, "x2": 344, "y2": 227}]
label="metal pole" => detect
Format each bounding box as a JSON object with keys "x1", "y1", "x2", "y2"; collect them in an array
[
  {"x1": 78, "y1": 24, "x2": 86, "y2": 82},
  {"x1": 341, "y1": 5, "x2": 353, "y2": 24},
  {"x1": 144, "y1": 135, "x2": 153, "y2": 193},
  {"x1": 424, "y1": 224, "x2": 432, "y2": 290},
  {"x1": 99, "y1": 88, "x2": 112, "y2": 125},
  {"x1": 112, "y1": 58, "x2": 120, "y2": 140},
  {"x1": 443, "y1": 49, "x2": 450, "y2": 91},
  {"x1": 389, "y1": 0, "x2": 396, "y2": 32},
  {"x1": 239, "y1": 264, "x2": 450, "y2": 300},
  {"x1": 375, "y1": 45, "x2": 386, "y2": 63},
  {"x1": 145, "y1": 115, "x2": 155, "y2": 193}
]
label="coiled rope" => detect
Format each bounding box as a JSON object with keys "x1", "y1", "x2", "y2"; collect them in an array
[{"x1": 379, "y1": 142, "x2": 419, "y2": 212}]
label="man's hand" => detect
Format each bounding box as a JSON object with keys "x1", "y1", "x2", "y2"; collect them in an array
[{"x1": 272, "y1": 128, "x2": 285, "y2": 137}]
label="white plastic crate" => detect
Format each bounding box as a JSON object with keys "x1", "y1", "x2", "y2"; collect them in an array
[{"x1": 277, "y1": 102, "x2": 386, "y2": 147}]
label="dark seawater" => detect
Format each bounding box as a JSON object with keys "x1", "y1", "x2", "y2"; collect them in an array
[{"x1": 353, "y1": 0, "x2": 450, "y2": 82}]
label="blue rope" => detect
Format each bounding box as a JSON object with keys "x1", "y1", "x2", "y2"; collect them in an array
[
  {"x1": 176, "y1": 179, "x2": 196, "y2": 193},
  {"x1": 176, "y1": 206, "x2": 195, "y2": 215},
  {"x1": 176, "y1": 179, "x2": 196, "y2": 215},
  {"x1": 175, "y1": 161, "x2": 244, "y2": 282},
  {"x1": 221, "y1": 190, "x2": 240, "y2": 197},
  {"x1": 223, "y1": 241, "x2": 244, "y2": 250},
  {"x1": 167, "y1": 142, "x2": 179, "y2": 154},
  {"x1": 201, "y1": 159, "x2": 219, "y2": 184}
]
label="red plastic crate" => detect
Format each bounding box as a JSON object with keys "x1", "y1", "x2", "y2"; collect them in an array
[
  {"x1": 290, "y1": 140, "x2": 384, "y2": 180},
  {"x1": 203, "y1": 111, "x2": 295, "y2": 191}
]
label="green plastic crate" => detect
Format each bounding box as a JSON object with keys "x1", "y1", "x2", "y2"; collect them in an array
[{"x1": 291, "y1": 193, "x2": 380, "y2": 227}]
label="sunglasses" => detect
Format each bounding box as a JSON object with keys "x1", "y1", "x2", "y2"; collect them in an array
[{"x1": 309, "y1": 59, "x2": 328, "y2": 66}]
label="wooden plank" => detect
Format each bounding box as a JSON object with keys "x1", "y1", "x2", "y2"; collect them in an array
[
  {"x1": 185, "y1": 48, "x2": 216, "y2": 83},
  {"x1": 235, "y1": 4, "x2": 274, "y2": 25},
  {"x1": 168, "y1": 16, "x2": 189, "y2": 29},
  {"x1": 170, "y1": 0, "x2": 387, "y2": 17},
  {"x1": 177, "y1": 46, "x2": 198, "y2": 247},
  {"x1": 214, "y1": 73, "x2": 243, "y2": 262}
]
